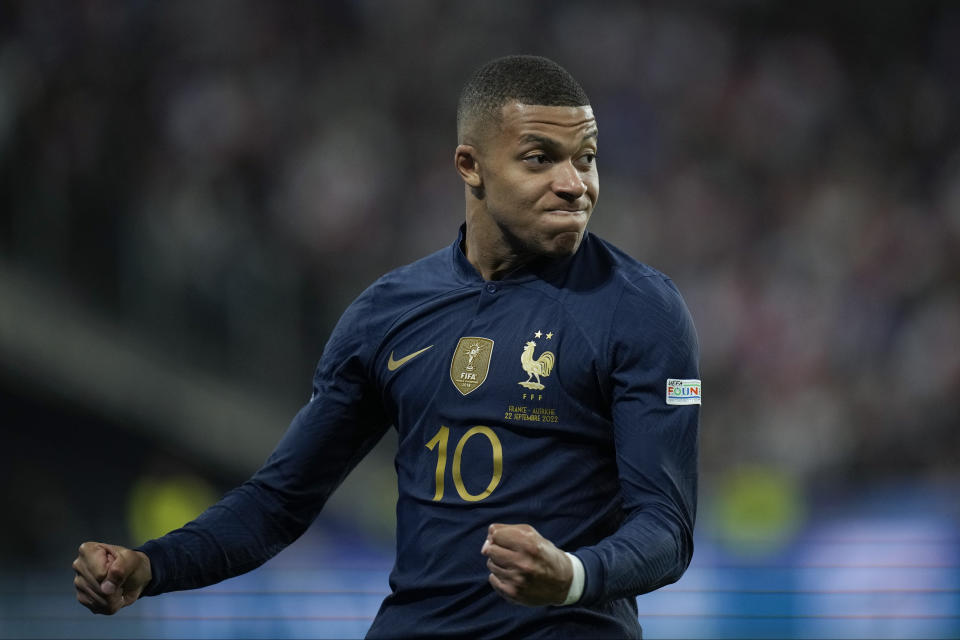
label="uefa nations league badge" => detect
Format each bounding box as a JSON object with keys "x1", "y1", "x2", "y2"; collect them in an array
[{"x1": 666, "y1": 379, "x2": 701, "y2": 405}]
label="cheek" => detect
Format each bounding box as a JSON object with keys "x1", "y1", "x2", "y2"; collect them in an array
[{"x1": 488, "y1": 177, "x2": 541, "y2": 215}]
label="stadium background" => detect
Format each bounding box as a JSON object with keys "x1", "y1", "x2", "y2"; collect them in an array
[{"x1": 1, "y1": 1, "x2": 958, "y2": 638}]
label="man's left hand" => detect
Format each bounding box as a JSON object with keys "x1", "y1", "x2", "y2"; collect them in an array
[{"x1": 481, "y1": 523, "x2": 572, "y2": 606}]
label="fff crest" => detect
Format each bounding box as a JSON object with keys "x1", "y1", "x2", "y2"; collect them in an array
[{"x1": 450, "y1": 337, "x2": 494, "y2": 396}]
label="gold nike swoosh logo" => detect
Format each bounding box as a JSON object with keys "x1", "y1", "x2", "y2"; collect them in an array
[{"x1": 387, "y1": 345, "x2": 434, "y2": 371}]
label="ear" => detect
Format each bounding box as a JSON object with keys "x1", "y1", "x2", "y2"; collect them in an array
[{"x1": 454, "y1": 144, "x2": 484, "y2": 189}]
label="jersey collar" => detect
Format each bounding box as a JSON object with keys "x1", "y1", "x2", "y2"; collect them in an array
[{"x1": 450, "y1": 223, "x2": 582, "y2": 286}]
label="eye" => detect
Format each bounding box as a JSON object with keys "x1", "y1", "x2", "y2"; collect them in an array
[
  {"x1": 523, "y1": 153, "x2": 551, "y2": 166},
  {"x1": 580, "y1": 152, "x2": 597, "y2": 165}
]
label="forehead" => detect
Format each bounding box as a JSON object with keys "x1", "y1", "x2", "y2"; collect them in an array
[{"x1": 497, "y1": 102, "x2": 597, "y2": 143}]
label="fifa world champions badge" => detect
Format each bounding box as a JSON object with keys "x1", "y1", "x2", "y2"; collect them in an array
[{"x1": 450, "y1": 337, "x2": 494, "y2": 395}]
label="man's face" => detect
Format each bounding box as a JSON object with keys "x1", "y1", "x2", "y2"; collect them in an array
[{"x1": 476, "y1": 102, "x2": 599, "y2": 259}]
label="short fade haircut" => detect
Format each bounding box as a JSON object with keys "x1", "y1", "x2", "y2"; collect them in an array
[{"x1": 456, "y1": 55, "x2": 590, "y2": 144}]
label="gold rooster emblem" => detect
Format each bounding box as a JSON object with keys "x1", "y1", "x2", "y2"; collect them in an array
[{"x1": 518, "y1": 340, "x2": 555, "y2": 390}]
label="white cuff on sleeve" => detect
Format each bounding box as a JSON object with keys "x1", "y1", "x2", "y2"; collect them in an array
[{"x1": 561, "y1": 552, "x2": 585, "y2": 605}]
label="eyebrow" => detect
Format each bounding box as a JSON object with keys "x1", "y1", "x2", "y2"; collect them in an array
[{"x1": 519, "y1": 130, "x2": 599, "y2": 149}]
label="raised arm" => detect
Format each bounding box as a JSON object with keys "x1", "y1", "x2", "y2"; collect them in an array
[{"x1": 74, "y1": 290, "x2": 389, "y2": 610}]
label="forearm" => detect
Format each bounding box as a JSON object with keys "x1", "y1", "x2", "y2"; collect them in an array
[
  {"x1": 136, "y1": 479, "x2": 311, "y2": 595},
  {"x1": 573, "y1": 503, "x2": 694, "y2": 605},
  {"x1": 571, "y1": 418, "x2": 699, "y2": 605},
  {"x1": 136, "y1": 401, "x2": 387, "y2": 596}
]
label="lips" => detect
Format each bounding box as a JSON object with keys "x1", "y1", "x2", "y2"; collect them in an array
[{"x1": 542, "y1": 210, "x2": 589, "y2": 236}]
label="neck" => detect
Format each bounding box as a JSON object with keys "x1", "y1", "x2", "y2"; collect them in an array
[
  {"x1": 463, "y1": 203, "x2": 538, "y2": 280},
  {"x1": 464, "y1": 239, "x2": 527, "y2": 281}
]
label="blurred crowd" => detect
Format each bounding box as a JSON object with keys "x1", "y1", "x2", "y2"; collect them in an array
[{"x1": 2, "y1": 1, "x2": 958, "y2": 496}]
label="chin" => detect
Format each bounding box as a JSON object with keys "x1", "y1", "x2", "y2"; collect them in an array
[{"x1": 543, "y1": 231, "x2": 583, "y2": 257}]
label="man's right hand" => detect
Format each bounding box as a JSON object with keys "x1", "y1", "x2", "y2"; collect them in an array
[{"x1": 72, "y1": 541, "x2": 152, "y2": 615}]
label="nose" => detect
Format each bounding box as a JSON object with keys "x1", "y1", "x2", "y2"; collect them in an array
[{"x1": 552, "y1": 161, "x2": 587, "y2": 203}]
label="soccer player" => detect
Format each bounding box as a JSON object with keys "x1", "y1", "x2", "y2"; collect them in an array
[{"x1": 73, "y1": 55, "x2": 700, "y2": 638}]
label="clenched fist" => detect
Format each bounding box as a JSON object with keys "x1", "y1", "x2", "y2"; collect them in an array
[
  {"x1": 72, "y1": 541, "x2": 152, "y2": 615},
  {"x1": 480, "y1": 523, "x2": 573, "y2": 606}
]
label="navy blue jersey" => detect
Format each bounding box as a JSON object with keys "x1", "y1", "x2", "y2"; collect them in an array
[{"x1": 138, "y1": 226, "x2": 700, "y2": 639}]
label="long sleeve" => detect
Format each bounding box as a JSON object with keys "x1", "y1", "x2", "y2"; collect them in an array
[
  {"x1": 136, "y1": 288, "x2": 390, "y2": 596},
  {"x1": 574, "y1": 278, "x2": 700, "y2": 605}
]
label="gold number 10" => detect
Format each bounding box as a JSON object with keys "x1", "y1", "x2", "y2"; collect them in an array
[{"x1": 425, "y1": 425, "x2": 503, "y2": 502}]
